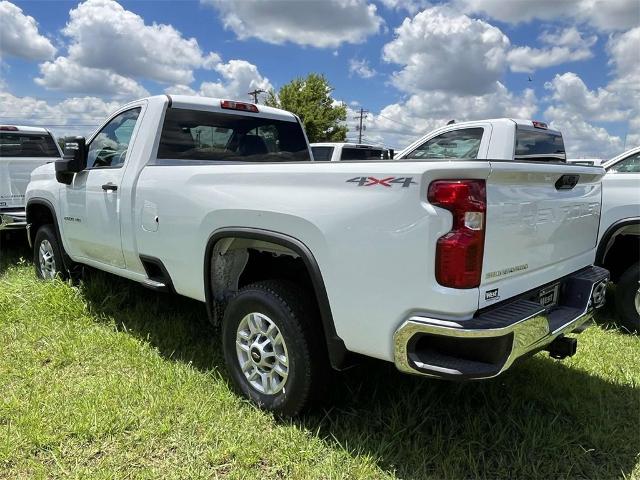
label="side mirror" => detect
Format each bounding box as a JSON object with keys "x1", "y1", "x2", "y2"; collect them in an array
[{"x1": 55, "y1": 136, "x2": 87, "y2": 185}]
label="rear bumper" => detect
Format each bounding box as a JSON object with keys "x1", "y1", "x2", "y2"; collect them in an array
[
  {"x1": 0, "y1": 210, "x2": 27, "y2": 231},
  {"x1": 393, "y1": 266, "x2": 609, "y2": 380}
]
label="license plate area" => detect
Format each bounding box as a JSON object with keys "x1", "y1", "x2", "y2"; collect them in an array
[{"x1": 538, "y1": 283, "x2": 560, "y2": 308}]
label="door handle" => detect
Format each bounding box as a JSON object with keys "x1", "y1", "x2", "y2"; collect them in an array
[{"x1": 102, "y1": 183, "x2": 118, "y2": 192}]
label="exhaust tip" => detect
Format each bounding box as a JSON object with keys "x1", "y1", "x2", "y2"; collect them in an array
[{"x1": 546, "y1": 335, "x2": 577, "y2": 360}]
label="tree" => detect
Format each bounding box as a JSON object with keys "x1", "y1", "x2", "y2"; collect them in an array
[{"x1": 265, "y1": 73, "x2": 347, "y2": 143}]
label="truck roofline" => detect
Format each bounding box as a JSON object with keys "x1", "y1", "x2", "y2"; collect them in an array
[{"x1": 116, "y1": 95, "x2": 298, "y2": 123}]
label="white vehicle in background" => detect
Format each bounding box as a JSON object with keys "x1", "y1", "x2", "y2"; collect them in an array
[
  {"x1": 596, "y1": 146, "x2": 640, "y2": 331},
  {"x1": 310, "y1": 142, "x2": 391, "y2": 161},
  {"x1": 25, "y1": 96, "x2": 609, "y2": 415},
  {"x1": 395, "y1": 118, "x2": 566, "y2": 162},
  {"x1": 1, "y1": 125, "x2": 62, "y2": 232}
]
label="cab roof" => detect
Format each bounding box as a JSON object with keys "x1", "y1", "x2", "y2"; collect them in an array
[{"x1": 0, "y1": 125, "x2": 52, "y2": 134}]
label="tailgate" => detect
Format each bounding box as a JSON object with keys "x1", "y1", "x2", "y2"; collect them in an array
[
  {"x1": 0, "y1": 157, "x2": 51, "y2": 209},
  {"x1": 480, "y1": 161, "x2": 604, "y2": 307}
]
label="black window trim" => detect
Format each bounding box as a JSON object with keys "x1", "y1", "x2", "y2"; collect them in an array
[{"x1": 84, "y1": 105, "x2": 144, "y2": 171}]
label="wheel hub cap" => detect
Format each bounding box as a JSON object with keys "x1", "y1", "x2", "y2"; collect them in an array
[
  {"x1": 38, "y1": 240, "x2": 57, "y2": 279},
  {"x1": 634, "y1": 284, "x2": 640, "y2": 316},
  {"x1": 236, "y1": 312, "x2": 289, "y2": 395}
]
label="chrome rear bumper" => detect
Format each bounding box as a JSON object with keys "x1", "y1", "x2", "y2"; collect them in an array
[
  {"x1": 394, "y1": 266, "x2": 609, "y2": 380},
  {"x1": 0, "y1": 210, "x2": 27, "y2": 231}
]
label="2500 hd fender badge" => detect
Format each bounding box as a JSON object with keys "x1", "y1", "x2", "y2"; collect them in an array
[{"x1": 347, "y1": 176, "x2": 416, "y2": 188}]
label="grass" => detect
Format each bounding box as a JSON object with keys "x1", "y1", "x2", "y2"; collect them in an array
[{"x1": 1, "y1": 235, "x2": 639, "y2": 479}]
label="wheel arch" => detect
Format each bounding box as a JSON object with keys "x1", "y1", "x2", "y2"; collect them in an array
[
  {"x1": 596, "y1": 217, "x2": 640, "y2": 282},
  {"x1": 26, "y1": 198, "x2": 73, "y2": 271},
  {"x1": 204, "y1": 227, "x2": 349, "y2": 370}
]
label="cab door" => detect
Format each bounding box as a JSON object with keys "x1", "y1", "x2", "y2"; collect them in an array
[{"x1": 60, "y1": 107, "x2": 142, "y2": 268}]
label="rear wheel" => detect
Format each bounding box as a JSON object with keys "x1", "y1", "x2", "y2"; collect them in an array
[
  {"x1": 615, "y1": 263, "x2": 640, "y2": 332},
  {"x1": 33, "y1": 225, "x2": 67, "y2": 280},
  {"x1": 221, "y1": 280, "x2": 327, "y2": 416}
]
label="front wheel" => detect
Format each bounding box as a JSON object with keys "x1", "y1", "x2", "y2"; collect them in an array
[
  {"x1": 615, "y1": 263, "x2": 640, "y2": 332},
  {"x1": 221, "y1": 280, "x2": 327, "y2": 416},
  {"x1": 33, "y1": 225, "x2": 67, "y2": 280}
]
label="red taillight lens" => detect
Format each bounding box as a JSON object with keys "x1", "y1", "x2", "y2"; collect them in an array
[
  {"x1": 428, "y1": 180, "x2": 486, "y2": 289},
  {"x1": 0, "y1": 126, "x2": 19, "y2": 131},
  {"x1": 220, "y1": 100, "x2": 259, "y2": 113}
]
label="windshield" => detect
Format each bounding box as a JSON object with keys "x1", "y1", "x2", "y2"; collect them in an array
[
  {"x1": 0, "y1": 132, "x2": 60, "y2": 158},
  {"x1": 156, "y1": 108, "x2": 310, "y2": 163},
  {"x1": 515, "y1": 128, "x2": 566, "y2": 161}
]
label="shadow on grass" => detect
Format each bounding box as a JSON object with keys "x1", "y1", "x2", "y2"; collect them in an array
[
  {"x1": 0, "y1": 231, "x2": 30, "y2": 273},
  {"x1": 2, "y1": 241, "x2": 638, "y2": 479}
]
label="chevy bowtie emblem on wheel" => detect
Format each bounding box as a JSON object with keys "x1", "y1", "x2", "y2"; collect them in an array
[{"x1": 346, "y1": 176, "x2": 416, "y2": 187}]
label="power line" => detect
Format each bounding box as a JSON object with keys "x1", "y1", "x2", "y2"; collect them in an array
[{"x1": 376, "y1": 113, "x2": 417, "y2": 130}]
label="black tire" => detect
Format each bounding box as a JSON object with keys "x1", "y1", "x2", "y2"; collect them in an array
[
  {"x1": 222, "y1": 280, "x2": 327, "y2": 416},
  {"x1": 33, "y1": 224, "x2": 67, "y2": 280},
  {"x1": 615, "y1": 263, "x2": 640, "y2": 332}
]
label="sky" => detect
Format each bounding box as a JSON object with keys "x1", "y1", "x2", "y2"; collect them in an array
[{"x1": 0, "y1": 0, "x2": 638, "y2": 158}]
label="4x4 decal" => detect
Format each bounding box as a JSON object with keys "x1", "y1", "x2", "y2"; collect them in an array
[{"x1": 346, "y1": 176, "x2": 416, "y2": 188}]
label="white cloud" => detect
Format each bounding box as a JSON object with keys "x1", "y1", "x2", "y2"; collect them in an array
[
  {"x1": 205, "y1": 0, "x2": 384, "y2": 48},
  {"x1": 507, "y1": 28, "x2": 596, "y2": 73},
  {"x1": 378, "y1": 0, "x2": 430, "y2": 14},
  {"x1": 0, "y1": 1, "x2": 56, "y2": 61},
  {"x1": 346, "y1": 83, "x2": 537, "y2": 148},
  {"x1": 542, "y1": 27, "x2": 640, "y2": 155},
  {"x1": 349, "y1": 58, "x2": 376, "y2": 78},
  {"x1": 0, "y1": 90, "x2": 119, "y2": 138},
  {"x1": 544, "y1": 72, "x2": 629, "y2": 122},
  {"x1": 36, "y1": 0, "x2": 220, "y2": 96},
  {"x1": 200, "y1": 60, "x2": 273, "y2": 100},
  {"x1": 166, "y1": 59, "x2": 273, "y2": 102},
  {"x1": 36, "y1": 56, "x2": 148, "y2": 98},
  {"x1": 459, "y1": 0, "x2": 639, "y2": 32},
  {"x1": 545, "y1": 106, "x2": 624, "y2": 158},
  {"x1": 382, "y1": 6, "x2": 510, "y2": 95}
]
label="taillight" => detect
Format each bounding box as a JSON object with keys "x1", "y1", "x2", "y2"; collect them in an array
[
  {"x1": 427, "y1": 179, "x2": 486, "y2": 289},
  {"x1": 220, "y1": 100, "x2": 259, "y2": 113}
]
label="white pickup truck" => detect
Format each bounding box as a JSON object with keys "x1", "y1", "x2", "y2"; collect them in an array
[
  {"x1": 26, "y1": 96, "x2": 609, "y2": 415},
  {"x1": 395, "y1": 118, "x2": 566, "y2": 162},
  {"x1": 596, "y1": 146, "x2": 640, "y2": 331},
  {"x1": 0, "y1": 125, "x2": 62, "y2": 232}
]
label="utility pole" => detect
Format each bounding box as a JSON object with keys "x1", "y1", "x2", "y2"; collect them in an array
[
  {"x1": 354, "y1": 107, "x2": 369, "y2": 143},
  {"x1": 248, "y1": 89, "x2": 265, "y2": 103}
]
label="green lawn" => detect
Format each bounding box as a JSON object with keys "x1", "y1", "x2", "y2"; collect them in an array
[{"x1": 1, "y1": 238, "x2": 639, "y2": 479}]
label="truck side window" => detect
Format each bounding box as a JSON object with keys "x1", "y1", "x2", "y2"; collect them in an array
[
  {"x1": 87, "y1": 108, "x2": 141, "y2": 169},
  {"x1": 608, "y1": 152, "x2": 640, "y2": 173},
  {"x1": 406, "y1": 128, "x2": 483, "y2": 160}
]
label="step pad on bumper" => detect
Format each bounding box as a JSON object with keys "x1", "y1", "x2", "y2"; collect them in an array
[{"x1": 394, "y1": 266, "x2": 609, "y2": 380}]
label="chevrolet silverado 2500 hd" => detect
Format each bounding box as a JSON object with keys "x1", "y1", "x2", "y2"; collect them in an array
[
  {"x1": 0, "y1": 125, "x2": 61, "y2": 232},
  {"x1": 26, "y1": 95, "x2": 609, "y2": 415}
]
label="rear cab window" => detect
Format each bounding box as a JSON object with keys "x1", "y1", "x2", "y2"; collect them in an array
[
  {"x1": 340, "y1": 147, "x2": 384, "y2": 160},
  {"x1": 155, "y1": 108, "x2": 311, "y2": 163},
  {"x1": 515, "y1": 127, "x2": 566, "y2": 162},
  {"x1": 311, "y1": 146, "x2": 334, "y2": 161},
  {"x1": 0, "y1": 132, "x2": 60, "y2": 158}
]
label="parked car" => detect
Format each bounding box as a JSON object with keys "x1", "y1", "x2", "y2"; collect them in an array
[
  {"x1": 0, "y1": 125, "x2": 62, "y2": 232},
  {"x1": 395, "y1": 118, "x2": 566, "y2": 162},
  {"x1": 311, "y1": 142, "x2": 391, "y2": 161},
  {"x1": 26, "y1": 96, "x2": 608, "y2": 415},
  {"x1": 596, "y1": 146, "x2": 640, "y2": 331}
]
